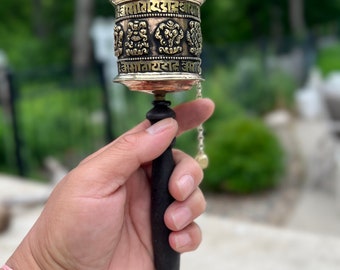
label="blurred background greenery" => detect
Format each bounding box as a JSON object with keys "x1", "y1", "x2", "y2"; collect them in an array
[{"x1": 1, "y1": 0, "x2": 340, "y2": 194}]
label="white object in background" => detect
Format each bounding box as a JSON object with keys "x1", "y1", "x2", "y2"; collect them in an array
[{"x1": 295, "y1": 69, "x2": 324, "y2": 120}]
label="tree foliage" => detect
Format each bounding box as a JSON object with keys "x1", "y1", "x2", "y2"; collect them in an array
[
  {"x1": 0, "y1": 0, "x2": 74, "y2": 67},
  {"x1": 201, "y1": 0, "x2": 274, "y2": 43},
  {"x1": 1, "y1": 0, "x2": 340, "y2": 67},
  {"x1": 201, "y1": 0, "x2": 340, "y2": 44},
  {"x1": 305, "y1": 0, "x2": 340, "y2": 27}
]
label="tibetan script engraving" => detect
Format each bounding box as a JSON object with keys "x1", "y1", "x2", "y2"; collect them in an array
[
  {"x1": 119, "y1": 60, "x2": 180, "y2": 73},
  {"x1": 118, "y1": 59, "x2": 200, "y2": 74},
  {"x1": 181, "y1": 60, "x2": 201, "y2": 74},
  {"x1": 115, "y1": 0, "x2": 200, "y2": 18}
]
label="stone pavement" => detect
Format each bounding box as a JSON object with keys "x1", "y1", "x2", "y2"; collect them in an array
[
  {"x1": 1, "y1": 175, "x2": 340, "y2": 270},
  {"x1": 285, "y1": 120, "x2": 340, "y2": 237},
  {"x1": 2, "y1": 119, "x2": 340, "y2": 269},
  {"x1": 182, "y1": 215, "x2": 340, "y2": 270},
  {"x1": 0, "y1": 175, "x2": 51, "y2": 263}
]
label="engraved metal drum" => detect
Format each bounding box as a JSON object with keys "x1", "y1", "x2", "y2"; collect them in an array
[{"x1": 110, "y1": 0, "x2": 205, "y2": 93}]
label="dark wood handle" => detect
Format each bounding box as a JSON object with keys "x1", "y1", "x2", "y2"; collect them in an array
[{"x1": 147, "y1": 99, "x2": 180, "y2": 270}]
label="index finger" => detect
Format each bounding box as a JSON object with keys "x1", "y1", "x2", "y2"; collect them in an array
[{"x1": 175, "y1": 98, "x2": 214, "y2": 135}]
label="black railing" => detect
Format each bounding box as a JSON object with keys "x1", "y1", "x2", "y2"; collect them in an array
[{"x1": 0, "y1": 64, "x2": 113, "y2": 179}]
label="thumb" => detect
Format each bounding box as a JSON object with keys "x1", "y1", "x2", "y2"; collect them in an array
[{"x1": 68, "y1": 118, "x2": 178, "y2": 196}]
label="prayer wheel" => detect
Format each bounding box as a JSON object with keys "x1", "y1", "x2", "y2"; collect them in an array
[
  {"x1": 110, "y1": 0, "x2": 204, "y2": 92},
  {"x1": 109, "y1": 1, "x2": 205, "y2": 269}
]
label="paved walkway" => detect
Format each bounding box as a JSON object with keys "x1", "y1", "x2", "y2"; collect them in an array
[
  {"x1": 286, "y1": 120, "x2": 340, "y2": 237},
  {"x1": 182, "y1": 215, "x2": 340, "y2": 270},
  {"x1": 0, "y1": 175, "x2": 51, "y2": 263},
  {"x1": 1, "y1": 175, "x2": 340, "y2": 270}
]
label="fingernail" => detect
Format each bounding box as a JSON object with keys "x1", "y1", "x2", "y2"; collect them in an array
[
  {"x1": 146, "y1": 118, "x2": 174, "y2": 135},
  {"x1": 174, "y1": 232, "x2": 191, "y2": 249},
  {"x1": 177, "y1": 175, "x2": 195, "y2": 200},
  {"x1": 171, "y1": 207, "x2": 192, "y2": 230}
]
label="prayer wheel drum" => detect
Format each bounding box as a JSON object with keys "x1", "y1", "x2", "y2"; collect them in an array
[{"x1": 110, "y1": 0, "x2": 205, "y2": 93}]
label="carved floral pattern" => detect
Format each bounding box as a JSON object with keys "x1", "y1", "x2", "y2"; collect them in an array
[
  {"x1": 186, "y1": 21, "x2": 202, "y2": 56},
  {"x1": 155, "y1": 20, "x2": 184, "y2": 55},
  {"x1": 125, "y1": 20, "x2": 150, "y2": 56},
  {"x1": 114, "y1": 23, "x2": 124, "y2": 57}
]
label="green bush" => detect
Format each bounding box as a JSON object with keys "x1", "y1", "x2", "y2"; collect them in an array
[
  {"x1": 17, "y1": 82, "x2": 105, "y2": 175},
  {"x1": 203, "y1": 116, "x2": 284, "y2": 194},
  {"x1": 229, "y1": 58, "x2": 296, "y2": 115},
  {"x1": 317, "y1": 42, "x2": 340, "y2": 76}
]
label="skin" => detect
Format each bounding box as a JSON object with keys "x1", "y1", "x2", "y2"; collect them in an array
[{"x1": 6, "y1": 98, "x2": 215, "y2": 270}]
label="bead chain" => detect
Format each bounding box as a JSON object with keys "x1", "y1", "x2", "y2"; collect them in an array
[{"x1": 195, "y1": 81, "x2": 209, "y2": 169}]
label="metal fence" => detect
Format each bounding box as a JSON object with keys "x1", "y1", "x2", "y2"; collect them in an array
[{"x1": 0, "y1": 64, "x2": 114, "y2": 178}]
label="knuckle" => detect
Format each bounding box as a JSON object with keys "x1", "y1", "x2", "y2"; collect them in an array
[{"x1": 115, "y1": 133, "x2": 139, "y2": 152}]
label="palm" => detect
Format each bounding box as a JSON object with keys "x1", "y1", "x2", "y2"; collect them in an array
[
  {"x1": 51, "y1": 166, "x2": 155, "y2": 270},
  {"x1": 107, "y1": 167, "x2": 154, "y2": 270}
]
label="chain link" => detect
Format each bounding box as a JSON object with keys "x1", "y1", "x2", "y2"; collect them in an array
[
  {"x1": 196, "y1": 82, "x2": 205, "y2": 153},
  {"x1": 195, "y1": 81, "x2": 209, "y2": 169}
]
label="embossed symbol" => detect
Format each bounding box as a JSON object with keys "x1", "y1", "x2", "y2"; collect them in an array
[
  {"x1": 187, "y1": 21, "x2": 202, "y2": 56},
  {"x1": 125, "y1": 20, "x2": 150, "y2": 56},
  {"x1": 155, "y1": 20, "x2": 184, "y2": 55},
  {"x1": 114, "y1": 23, "x2": 124, "y2": 57}
]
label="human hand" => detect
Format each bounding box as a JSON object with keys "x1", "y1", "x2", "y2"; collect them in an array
[{"x1": 6, "y1": 98, "x2": 214, "y2": 270}]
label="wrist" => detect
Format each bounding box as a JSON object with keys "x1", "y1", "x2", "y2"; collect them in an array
[
  {"x1": 6, "y1": 228, "x2": 69, "y2": 270},
  {"x1": 1, "y1": 266, "x2": 13, "y2": 270},
  {"x1": 5, "y1": 236, "x2": 43, "y2": 270}
]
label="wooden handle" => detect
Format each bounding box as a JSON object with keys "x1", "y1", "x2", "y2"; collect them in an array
[{"x1": 146, "y1": 99, "x2": 180, "y2": 270}]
